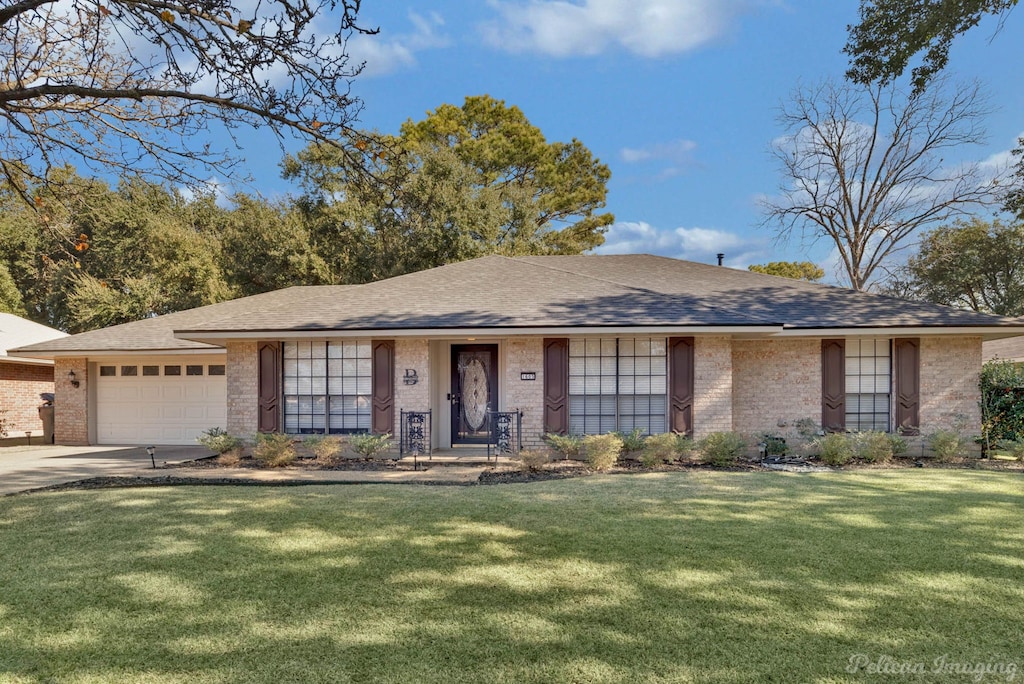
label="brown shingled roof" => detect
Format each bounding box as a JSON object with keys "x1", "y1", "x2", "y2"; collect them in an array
[{"x1": 15, "y1": 255, "x2": 1024, "y2": 354}]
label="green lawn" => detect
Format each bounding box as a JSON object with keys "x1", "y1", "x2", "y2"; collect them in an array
[{"x1": 1, "y1": 472, "x2": 1022, "y2": 683}]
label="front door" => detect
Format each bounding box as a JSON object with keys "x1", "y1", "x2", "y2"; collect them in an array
[{"x1": 451, "y1": 344, "x2": 498, "y2": 444}]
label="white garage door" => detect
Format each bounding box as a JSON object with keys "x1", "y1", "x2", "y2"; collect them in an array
[{"x1": 95, "y1": 355, "x2": 227, "y2": 445}]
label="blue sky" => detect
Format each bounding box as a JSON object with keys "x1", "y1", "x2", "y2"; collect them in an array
[{"x1": 232, "y1": 1, "x2": 1024, "y2": 279}]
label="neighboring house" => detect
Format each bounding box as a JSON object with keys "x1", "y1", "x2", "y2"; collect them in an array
[
  {"x1": 0, "y1": 313, "x2": 67, "y2": 438},
  {"x1": 12, "y1": 255, "x2": 1024, "y2": 448}
]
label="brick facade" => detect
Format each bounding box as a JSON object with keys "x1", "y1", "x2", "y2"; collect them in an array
[
  {"x1": 693, "y1": 336, "x2": 733, "y2": 439},
  {"x1": 226, "y1": 341, "x2": 259, "y2": 437},
  {"x1": 54, "y1": 357, "x2": 89, "y2": 445},
  {"x1": 732, "y1": 339, "x2": 820, "y2": 435},
  {"x1": 503, "y1": 337, "x2": 545, "y2": 448},
  {"x1": 0, "y1": 361, "x2": 54, "y2": 436},
  {"x1": 920, "y1": 336, "x2": 982, "y2": 433},
  {"x1": 394, "y1": 339, "x2": 430, "y2": 437}
]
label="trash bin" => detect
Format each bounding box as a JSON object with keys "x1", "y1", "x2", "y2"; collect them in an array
[{"x1": 38, "y1": 394, "x2": 54, "y2": 444}]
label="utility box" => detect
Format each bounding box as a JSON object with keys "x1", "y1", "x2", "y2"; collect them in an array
[{"x1": 38, "y1": 404, "x2": 54, "y2": 444}]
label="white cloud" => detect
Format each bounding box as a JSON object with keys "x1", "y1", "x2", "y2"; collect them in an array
[
  {"x1": 620, "y1": 139, "x2": 697, "y2": 164},
  {"x1": 347, "y1": 12, "x2": 448, "y2": 77},
  {"x1": 481, "y1": 0, "x2": 751, "y2": 58},
  {"x1": 594, "y1": 221, "x2": 767, "y2": 267}
]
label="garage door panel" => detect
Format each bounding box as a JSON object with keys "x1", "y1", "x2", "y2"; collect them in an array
[{"x1": 95, "y1": 356, "x2": 227, "y2": 445}]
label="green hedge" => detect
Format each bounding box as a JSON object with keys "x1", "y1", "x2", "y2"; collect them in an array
[{"x1": 980, "y1": 360, "x2": 1024, "y2": 447}]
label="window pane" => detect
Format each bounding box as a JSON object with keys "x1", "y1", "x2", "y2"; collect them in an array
[
  {"x1": 121, "y1": 366, "x2": 138, "y2": 376},
  {"x1": 208, "y1": 365, "x2": 226, "y2": 376},
  {"x1": 100, "y1": 366, "x2": 116, "y2": 377},
  {"x1": 164, "y1": 365, "x2": 181, "y2": 376},
  {"x1": 143, "y1": 366, "x2": 159, "y2": 376}
]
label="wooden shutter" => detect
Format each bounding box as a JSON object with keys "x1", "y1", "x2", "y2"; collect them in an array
[
  {"x1": 257, "y1": 342, "x2": 281, "y2": 433},
  {"x1": 821, "y1": 339, "x2": 845, "y2": 432},
  {"x1": 543, "y1": 338, "x2": 569, "y2": 434},
  {"x1": 372, "y1": 340, "x2": 395, "y2": 434},
  {"x1": 668, "y1": 337, "x2": 695, "y2": 437},
  {"x1": 894, "y1": 338, "x2": 920, "y2": 435}
]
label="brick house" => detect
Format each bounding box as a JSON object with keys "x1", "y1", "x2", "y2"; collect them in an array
[
  {"x1": 0, "y1": 313, "x2": 66, "y2": 439},
  {"x1": 12, "y1": 255, "x2": 1024, "y2": 448}
]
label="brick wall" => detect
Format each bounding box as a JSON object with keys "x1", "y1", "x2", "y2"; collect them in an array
[
  {"x1": 394, "y1": 339, "x2": 430, "y2": 437},
  {"x1": 0, "y1": 361, "x2": 54, "y2": 436},
  {"x1": 732, "y1": 339, "x2": 820, "y2": 435},
  {"x1": 693, "y1": 336, "x2": 733, "y2": 439},
  {"x1": 920, "y1": 336, "x2": 982, "y2": 433},
  {"x1": 503, "y1": 337, "x2": 545, "y2": 448},
  {"x1": 226, "y1": 341, "x2": 258, "y2": 437},
  {"x1": 54, "y1": 357, "x2": 88, "y2": 445}
]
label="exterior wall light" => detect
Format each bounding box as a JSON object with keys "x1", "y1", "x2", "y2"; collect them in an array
[{"x1": 68, "y1": 370, "x2": 80, "y2": 388}]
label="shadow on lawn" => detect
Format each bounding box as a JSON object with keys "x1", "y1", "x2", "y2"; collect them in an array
[{"x1": 1, "y1": 472, "x2": 1022, "y2": 682}]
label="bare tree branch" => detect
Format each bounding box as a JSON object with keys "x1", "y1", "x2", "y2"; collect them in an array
[
  {"x1": 760, "y1": 78, "x2": 1001, "y2": 290},
  {"x1": 0, "y1": 0, "x2": 377, "y2": 199}
]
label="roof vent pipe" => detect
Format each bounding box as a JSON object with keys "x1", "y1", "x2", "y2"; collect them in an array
[{"x1": 716, "y1": 253, "x2": 724, "y2": 266}]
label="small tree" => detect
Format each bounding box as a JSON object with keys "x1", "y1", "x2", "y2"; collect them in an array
[{"x1": 747, "y1": 261, "x2": 824, "y2": 282}]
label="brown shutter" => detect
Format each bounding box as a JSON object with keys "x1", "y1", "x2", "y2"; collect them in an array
[
  {"x1": 543, "y1": 338, "x2": 569, "y2": 434},
  {"x1": 894, "y1": 338, "x2": 920, "y2": 435},
  {"x1": 821, "y1": 339, "x2": 845, "y2": 432},
  {"x1": 257, "y1": 342, "x2": 281, "y2": 433},
  {"x1": 372, "y1": 340, "x2": 395, "y2": 434},
  {"x1": 668, "y1": 337, "x2": 695, "y2": 437}
]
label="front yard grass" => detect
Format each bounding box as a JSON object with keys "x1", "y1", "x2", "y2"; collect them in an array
[{"x1": 1, "y1": 471, "x2": 1022, "y2": 683}]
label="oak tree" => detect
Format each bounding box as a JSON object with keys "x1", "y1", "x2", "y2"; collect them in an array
[{"x1": 747, "y1": 261, "x2": 825, "y2": 282}]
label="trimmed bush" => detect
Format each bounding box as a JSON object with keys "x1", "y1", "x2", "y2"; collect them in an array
[
  {"x1": 816, "y1": 432, "x2": 853, "y2": 466},
  {"x1": 516, "y1": 449, "x2": 550, "y2": 472},
  {"x1": 928, "y1": 430, "x2": 969, "y2": 462},
  {"x1": 253, "y1": 433, "x2": 296, "y2": 467},
  {"x1": 696, "y1": 432, "x2": 747, "y2": 467},
  {"x1": 639, "y1": 432, "x2": 680, "y2": 468},
  {"x1": 215, "y1": 450, "x2": 241, "y2": 467},
  {"x1": 544, "y1": 433, "x2": 583, "y2": 460},
  {"x1": 760, "y1": 433, "x2": 788, "y2": 456},
  {"x1": 851, "y1": 431, "x2": 893, "y2": 463},
  {"x1": 888, "y1": 433, "x2": 909, "y2": 457},
  {"x1": 304, "y1": 435, "x2": 344, "y2": 463},
  {"x1": 582, "y1": 433, "x2": 623, "y2": 471},
  {"x1": 348, "y1": 432, "x2": 393, "y2": 460},
  {"x1": 980, "y1": 360, "x2": 1024, "y2": 448},
  {"x1": 196, "y1": 427, "x2": 241, "y2": 455},
  {"x1": 996, "y1": 438, "x2": 1024, "y2": 461},
  {"x1": 615, "y1": 428, "x2": 646, "y2": 454}
]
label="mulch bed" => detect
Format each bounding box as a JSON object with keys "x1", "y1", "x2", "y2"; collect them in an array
[{"x1": 10, "y1": 455, "x2": 1021, "y2": 495}]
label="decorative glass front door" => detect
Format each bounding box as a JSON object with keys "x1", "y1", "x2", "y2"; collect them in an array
[{"x1": 451, "y1": 345, "x2": 498, "y2": 444}]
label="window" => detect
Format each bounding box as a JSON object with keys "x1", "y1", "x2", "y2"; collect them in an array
[
  {"x1": 208, "y1": 365, "x2": 226, "y2": 376},
  {"x1": 568, "y1": 338, "x2": 667, "y2": 435},
  {"x1": 164, "y1": 365, "x2": 181, "y2": 376},
  {"x1": 846, "y1": 338, "x2": 891, "y2": 431},
  {"x1": 120, "y1": 365, "x2": 138, "y2": 377},
  {"x1": 99, "y1": 366, "x2": 116, "y2": 377},
  {"x1": 186, "y1": 365, "x2": 204, "y2": 376},
  {"x1": 142, "y1": 366, "x2": 159, "y2": 376},
  {"x1": 283, "y1": 341, "x2": 372, "y2": 434}
]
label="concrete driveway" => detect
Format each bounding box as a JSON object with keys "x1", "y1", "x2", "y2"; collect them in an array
[{"x1": 0, "y1": 445, "x2": 212, "y2": 495}]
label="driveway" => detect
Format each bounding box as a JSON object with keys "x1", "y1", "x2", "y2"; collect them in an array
[{"x1": 0, "y1": 445, "x2": 212, "y2": 496}]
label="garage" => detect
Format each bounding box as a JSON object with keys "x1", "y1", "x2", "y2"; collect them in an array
[{"x1": 92, "y1": 355, "x2": 227, "y2": 445}]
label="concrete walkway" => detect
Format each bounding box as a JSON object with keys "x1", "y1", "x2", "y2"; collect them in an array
[{"x1": 0, "y1": 445, "x2": 488, "y2": 495}]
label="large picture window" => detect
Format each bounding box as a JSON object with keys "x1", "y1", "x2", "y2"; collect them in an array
[
  {"x1": 845, "y1": 338, "x2": 891, "y2": 432},
  {"x1": 568, "y1": 338, "x2": 667, "y2": 435},
  {"x1": 283, "y1": 341, "x2": 372, "y2": 434}
]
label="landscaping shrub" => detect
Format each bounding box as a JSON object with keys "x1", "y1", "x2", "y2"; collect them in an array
[
  {"x1": 927, "y1": 430, "x2": 969, "y2": 462},
  {"x1": 675, "y1": 434, "x2": 697, "y2": 462},
  {"x1": 253, "y1": 432, "x2": 296, "y2": 467},
  {"x1": 996, "y1": 438, "x2": 1024, "y2": 461},
  {"x1": 639, "y1": 432, "x2": 679, "y2": 468},
  {"x1": 696, "y1": 431, "x2": 747, "y2": 467},
  {"x1": 216, "y1": 450, "x2": 242, "y2": 466},
  {"x1": 851, "y1": 431, "x2": 893, "y2": 463},
  {"x1": 544, "y1": 433, "x2": 583, "y2": 460},
  {"x1": 196, "y1": 427, "x2": 241, "y2": 455},
  {"x1": 303, "y1": 434, "x2": 344, "y2": 463},
  {"x1": 348, "y1": 432, "x2": 393, "y2": 460},
  {"x1": 760, "y1": 433, "x2": 788, "y2": 457},
  {"x1": 979, "y1": 359, "x2": 1024, "y2": 449},
  {"x1": 615, "y1": 427, "x2": 646, "y2": 455},
  {"x1": 816, "y1": 432, "x2": 853, "y2": 466},
  {"x1": 888, "y1": 432, "x2": 909, "y2": 458},
  {"x1": 582, "y1": 433, "x2": 623, "y2": 471},
  {"x1": 516, "y1": 449, "x2": 550, "y2": 472}
]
